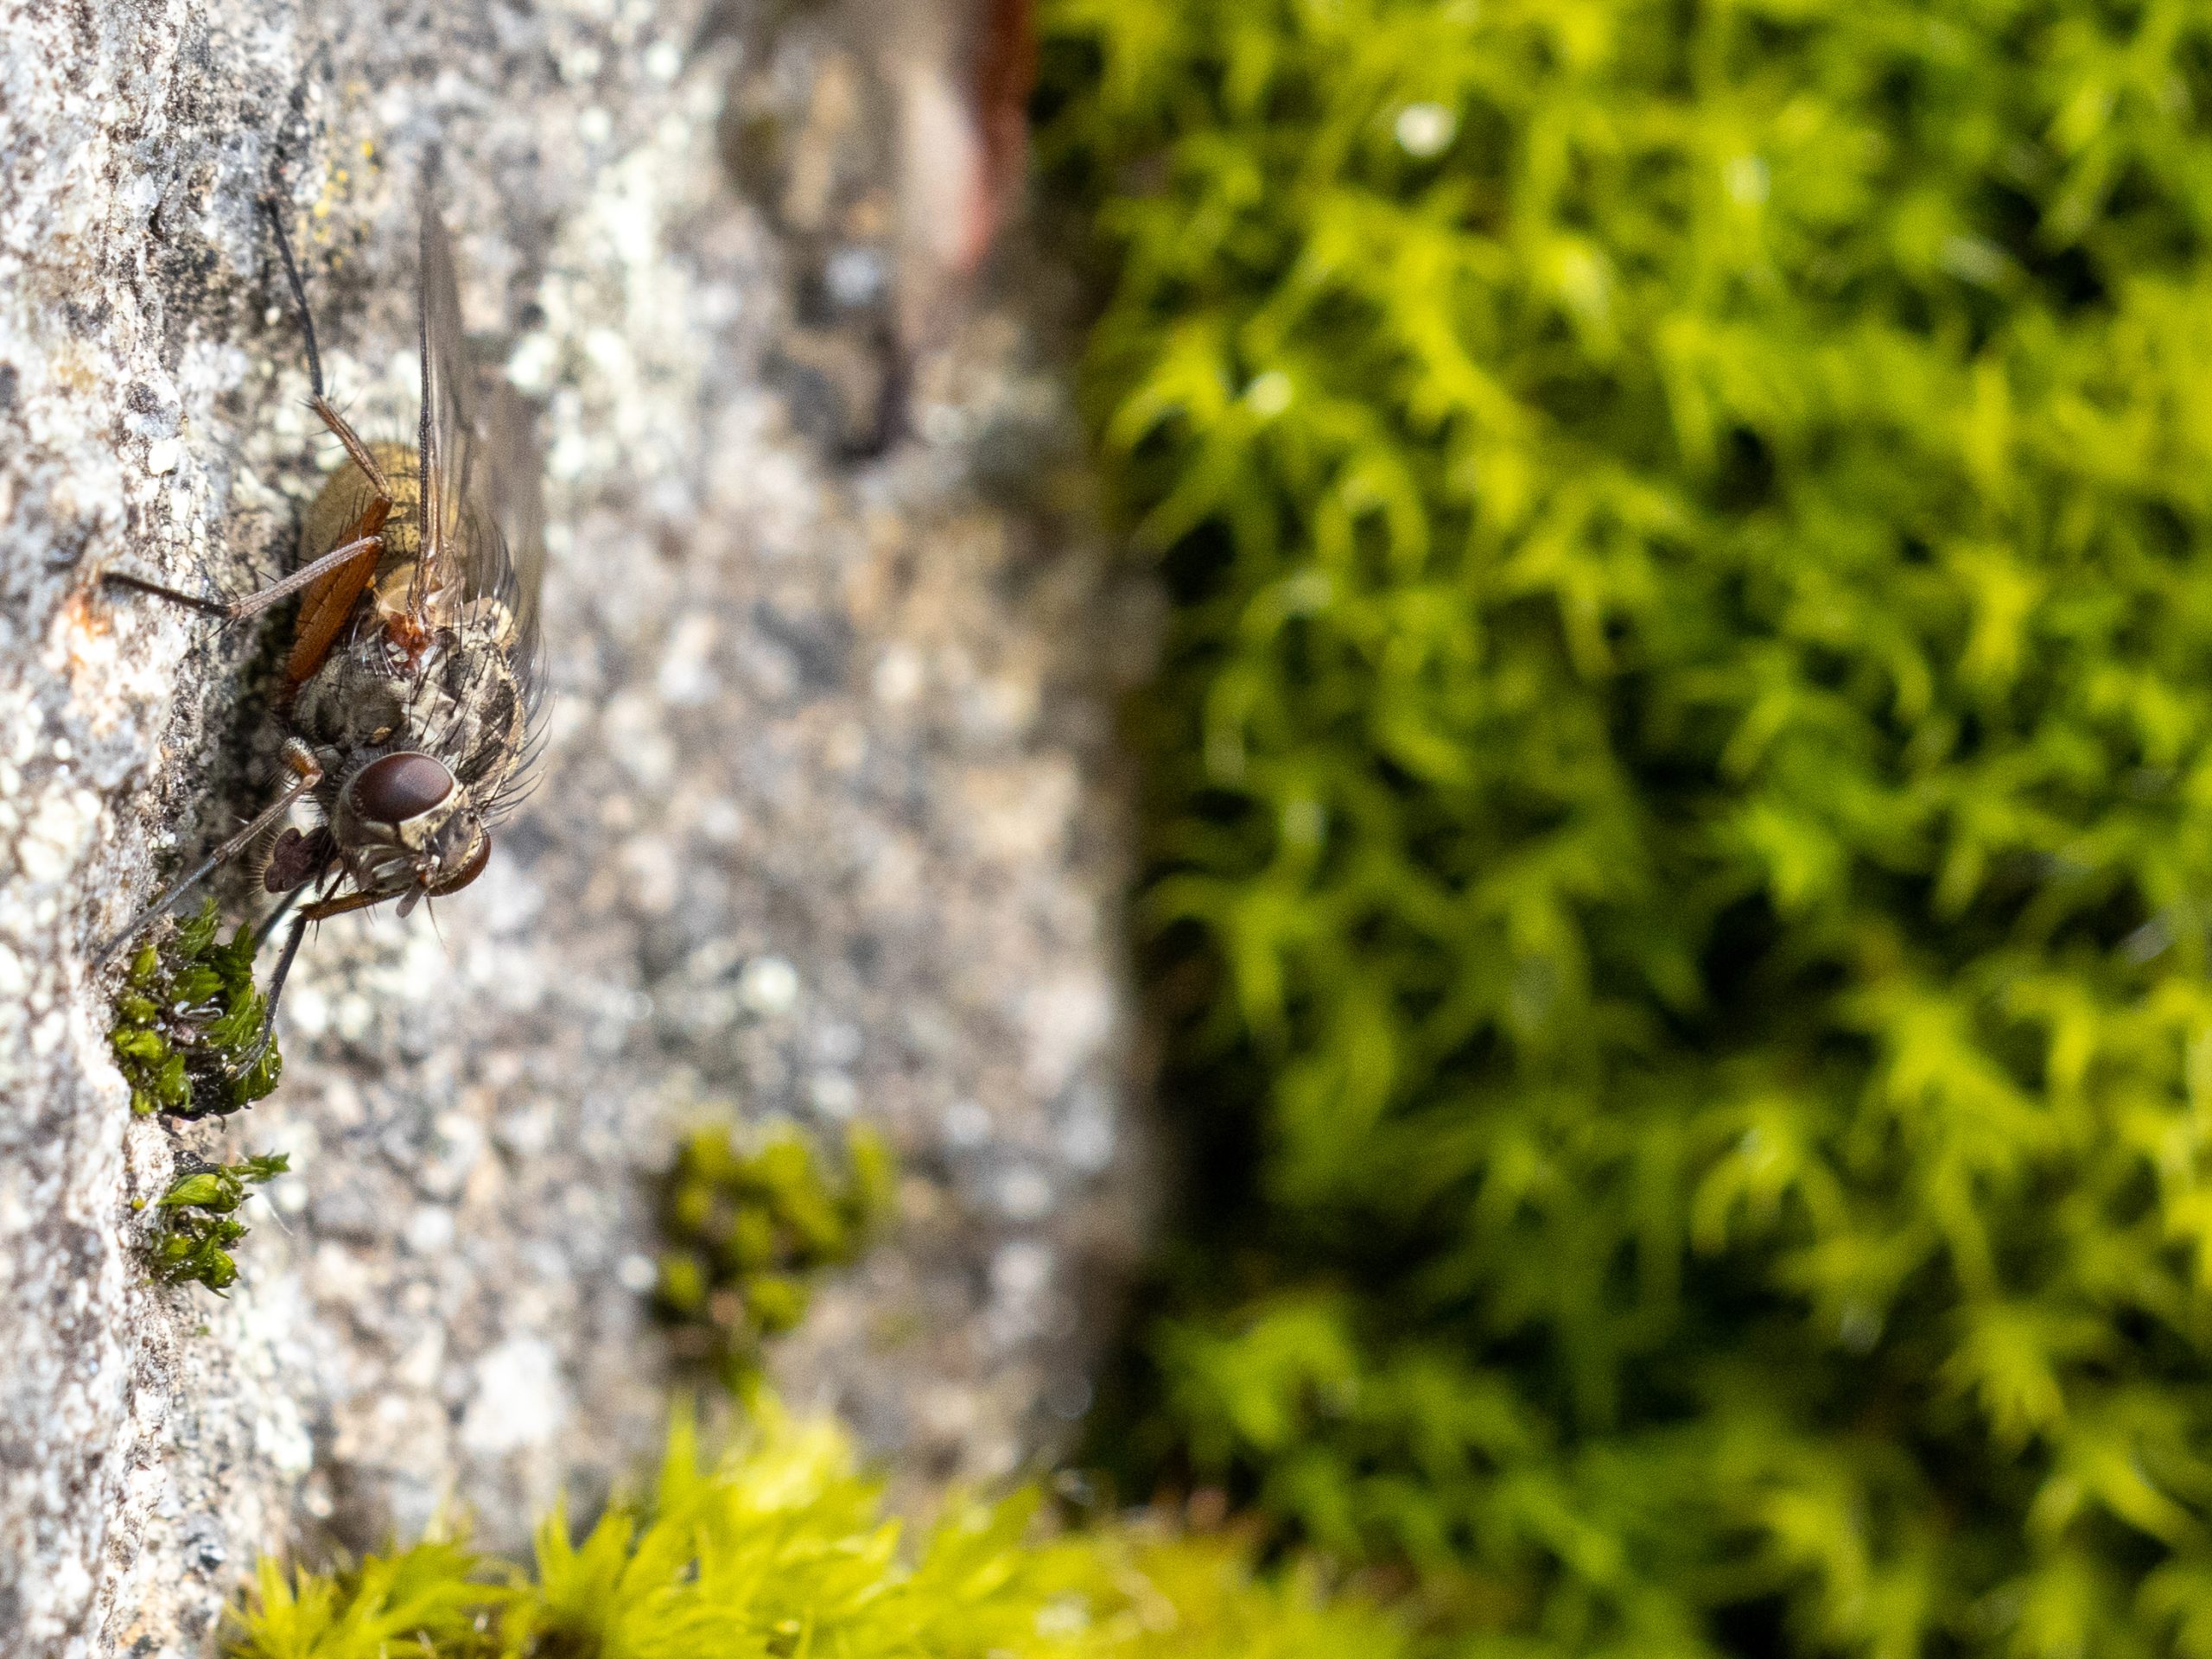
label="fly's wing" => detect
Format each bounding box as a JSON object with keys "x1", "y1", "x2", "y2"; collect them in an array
[
  {"x1": 480, "y1": 376, "x2": 547, "y2": 717},
  {"x1": 412, "y1": 192, "x2": 514, "y2": 631},
  {"x1": 414, "y1": 187, "x2": 547, "y2": 826}
]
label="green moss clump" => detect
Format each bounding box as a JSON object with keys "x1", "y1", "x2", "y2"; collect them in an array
[
  {"x1": 109, "y1": 898, "x2": 282, "y2": 1119},
  {"x1": 226, "y1": 1408, "x2": 1408, "y2": 1659},
  {"x1": 149, "y1": 1152, "x2": 289, "y2": 1294},
  {"x1": 1043, "y1": 0, "x2": 2212, "y2": 1650},
  {"x1": 653, "y1": 1123, "x2": 894, "y2": 1387}
]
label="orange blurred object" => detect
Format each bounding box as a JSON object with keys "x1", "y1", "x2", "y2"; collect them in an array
[{"x1": 877, "y1": 0, "x2": 1036, "y2": 346}]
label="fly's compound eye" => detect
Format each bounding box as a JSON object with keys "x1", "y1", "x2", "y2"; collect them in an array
[
  {"x1": 349, "y1": 752, "x2": 456, "y2": 825},
  {"x1": 429, "y1": 830, "x2": 492, "y2": 895}
]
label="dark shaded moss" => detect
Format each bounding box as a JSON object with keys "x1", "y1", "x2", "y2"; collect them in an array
[
  {"x1": 108, "y1": 898, "x2": 281, "y2": 1119},
  {"x1": 147, "y1": 1151, "x2": 289, "y2": 1294},
  {"x1": 652, "y1": 1123, "x2": 893, "y2": 1389}
]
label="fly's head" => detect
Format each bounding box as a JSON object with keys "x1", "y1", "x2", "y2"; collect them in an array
[{"x1": 334, "y1": 749, "x2": 493, "y2": 908}]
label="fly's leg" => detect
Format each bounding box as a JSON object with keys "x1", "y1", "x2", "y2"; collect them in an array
[
  {"x1": 100, "y1": 205, "x2": 395, "y2": 620},
  {"x1": 231, "y1": 883, "x2": 393, "y2": 1076},
  {"x1": 251, "y1": 880, "x2": 308, "y2": 951},
  {"x1": 264, "y1": 884, "x2": 387, "y2": 1015},
  {"x1": 265, "y1": 202, "x2": 394, "y2": 504},
  {"x1": 103, "y1": 533, "x2": 384, "y2": 622},
  {"x1": 233, "y1": 911, "x2": 310, "y2": 1079},
  {"x1": 218, "y1": 871, "x2": 334, "y2": 1080},
  {"x1": 95, "y1": 740, "x2": 324, "y2": 963}
]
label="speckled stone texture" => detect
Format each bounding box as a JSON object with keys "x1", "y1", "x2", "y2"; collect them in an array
[{"x1": 0, "y1": 3, "x2": 1151, "y2": 1652}]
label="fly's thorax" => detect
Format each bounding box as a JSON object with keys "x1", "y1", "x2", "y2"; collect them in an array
[
  {"x1": 444, "y1": 598, "x2": 530, "y2": 792},
  {"x1": 291, "y1": 612, "x2": 524, "y2": 792},
  {"x1": 330, "y1": 748, "x2": 491, "y2": 899},
  {"x1": 289, "y1": 635, "x2": 410, "y2": 759}
]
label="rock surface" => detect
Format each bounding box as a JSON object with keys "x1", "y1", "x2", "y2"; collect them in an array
[{"x1": 0, "y1": 3, "x2": 1150, "y2": 1652}]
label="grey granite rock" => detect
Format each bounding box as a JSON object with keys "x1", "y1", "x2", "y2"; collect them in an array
[{"x1": 0, "y1": 2, "x2": 1151, "y2": 1651}]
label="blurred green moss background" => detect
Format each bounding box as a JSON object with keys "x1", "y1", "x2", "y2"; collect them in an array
[
  {"x1": 1040, "y1": 0, "x2": 2212, "y2": 1651},
  {"x1": 232, "y1": 1411, "x2": 1409, "y2": 1659}
]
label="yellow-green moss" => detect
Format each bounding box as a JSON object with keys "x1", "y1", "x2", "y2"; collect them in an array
[
  {"x1": 1042, "y1": 0, "x2": 2212, "y2": 1650},
  {"x1": 226, "y1": 1408, "x2": 1408, "y2": 1659}
]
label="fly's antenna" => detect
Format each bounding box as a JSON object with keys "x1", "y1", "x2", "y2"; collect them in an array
[{"x1": 264, "y1": 200, "x2": 327, "y2": 402}]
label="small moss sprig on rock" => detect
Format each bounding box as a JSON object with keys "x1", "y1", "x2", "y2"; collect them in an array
[
  {"x1": 109, "y1": 897, "x2": 281, "y2": 1119},
  {"x1": 654, "y1": 1123, "x2": 894, "y2": 1388},
  {"x1": 225, "y1": 1408, "x2": 1408, "y2": 1659},
  {"x1": 149, "y1": 1152, "x2": 289, "y2": 1294}
]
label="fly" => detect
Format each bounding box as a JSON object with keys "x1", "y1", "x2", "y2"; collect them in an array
[{"x1": 99, "y1": 184, "x2": 545, "y2": 1080}]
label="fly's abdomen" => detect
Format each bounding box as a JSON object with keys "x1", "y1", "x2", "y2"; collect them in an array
[
  {"x1": 298, "y1": 442, "x2": 421, "y2": 574},
  {"x1": 285, "y1": 442, "x2": 424, "y2": 689}
]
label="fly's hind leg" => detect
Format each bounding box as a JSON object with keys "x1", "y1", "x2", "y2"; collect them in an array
[
  {"x1": 265, "y1": 201, "x2": 394, "y2": 505},
  {"x1": 103, "y1": 532, "x2": 385, "y2": 622},
  {"x1": 101, "y1": 204, "x2": 394, "y2": 624}
]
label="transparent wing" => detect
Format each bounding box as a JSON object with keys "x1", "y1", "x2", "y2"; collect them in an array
[
  {"x1": 480, "y1": 375, "x2": 547, "y2": 715},
  {"x1": 413, "y1": 190, "x2": 512, "y2": 629}
]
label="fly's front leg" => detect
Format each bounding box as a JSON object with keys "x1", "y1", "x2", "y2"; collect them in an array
[
  {"x1": 232, "y1": 883, "x2": 393, "y2": 1076},
  {"x1": 96, "y1": 740, "x2": 325, "y2": 963}
]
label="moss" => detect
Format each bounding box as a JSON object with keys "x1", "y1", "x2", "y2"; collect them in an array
[
  {"x1": 652, "y1": 1123, "x2": 894, "y2": 1389},
  {"x1": 226, "y1": 1408, "x2": 1408, "y2": 1659},
  {"x1": 148, "y1": 1151, "x2": 289, "y2": 1294},
  {"x1": 109, "y1": 897, "x2": 282, "y2": 1119},
  {"x1": 1042, "y1": 0, "x2": 2212, "y2": 1650}
]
